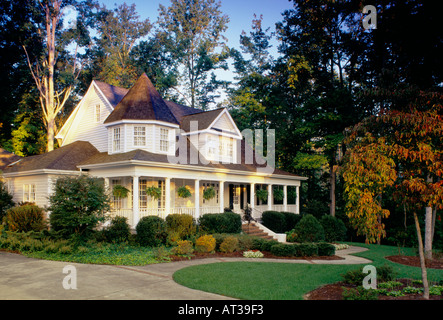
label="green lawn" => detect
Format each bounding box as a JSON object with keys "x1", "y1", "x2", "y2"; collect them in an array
[{"x1": 172, "y1": 243, "x2": 443, "y2": 300}]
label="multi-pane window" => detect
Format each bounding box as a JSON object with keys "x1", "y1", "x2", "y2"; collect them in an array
[
  {"x1": 207, "y1": 136, "x2": 216, "y2": 157},
  {"x1": 219, "y1": 136, "x2": 233, "y2": 158},
  {"x1": 160, "y1": 128, "x2": 169, "y2": 152},
  {"x1": 113, "y1": 127, "x2": 121, "y2": 152},
  {"x1": 134, "y1": 126, "x2": 146, "y2": 147},
  {"x1": 95, "y1": 104, "x2": 101, "y2": 122},
  {"x1": 23, "y1": 184, "x2": 36, "y2": 202},
  {"x1": 139, "y1": 179, "x2": 164, "y2": 208}
]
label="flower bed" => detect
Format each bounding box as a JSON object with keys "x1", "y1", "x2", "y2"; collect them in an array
[{"x1": 243, "y1": 250, "x2": 264, "y2": 258}]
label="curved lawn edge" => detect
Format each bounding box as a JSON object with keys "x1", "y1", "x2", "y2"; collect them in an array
[{"x1": 172, "y1": 243, "x2": 443, "y2": 300}]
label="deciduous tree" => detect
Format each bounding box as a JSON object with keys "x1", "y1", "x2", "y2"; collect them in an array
[{"x1": 342, "y1": 96, "x2": 443, "y2": 299}]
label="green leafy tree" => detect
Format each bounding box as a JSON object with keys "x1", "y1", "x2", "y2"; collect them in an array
[
  {"x1": 157, "y1": 0, "x2": 230, "y2": 109},
  {"x1": 48, "y1": 175, "x2": 110, "y2": 241},
  {"x1": 93, "y1": 2, "x2": 152, "y2": 88}
]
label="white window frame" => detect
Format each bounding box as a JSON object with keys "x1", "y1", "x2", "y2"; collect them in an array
[
  {"x1": 95, "y1": 104, "x2": 101, "y2": 122},
  {"x1": 133, "y1": 126, "x2": 146, "y2": 147},
  {"x1": 113, "y1": 127, "x2": 121, "y2": 152},
  {"x1": 23, "y1": 184, "x2": 36, "y2": 202},
  {"x1": 159, "y1": 128, "x2": 169, "y2": 152}
]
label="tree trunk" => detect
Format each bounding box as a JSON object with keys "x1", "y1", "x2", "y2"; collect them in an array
[
  {"x1": 424, "y1": 206, "x2": 433, "y2": 260},
  {"x1": 329, "y1": 164, "x2": 336, "y2": 217},
  {"x1": 424, "y1": 175, "x2": 433, "y2": 260},
  {"x1": 413, "y1": 211, "x2": 430, "y2": 300}
]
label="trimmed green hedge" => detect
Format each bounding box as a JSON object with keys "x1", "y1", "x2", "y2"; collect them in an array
[
  {"x1": 261, "y1": 211, "x2": 301, "y2": 233},
  {"x1": 198, "y1": 212, "x2": 241, "y2": 234},
  {"x1": 268, "y1": 242, "x2": 335, "y2": 257}
]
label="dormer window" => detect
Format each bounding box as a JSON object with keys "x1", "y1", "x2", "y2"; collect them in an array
[
  {"x1": 160, "y1": 128, "x2": 169, "y2": 152},
  {"x1": 113, "y1": 127, "x2": 121, "y2": 152},
  {"x1": 134, "y1": 126, "x2": 146, "y2": 147}
]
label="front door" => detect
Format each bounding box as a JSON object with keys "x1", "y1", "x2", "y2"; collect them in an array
[{"x1": 229, "y1": 184, "x2": 241, "y2": 213}]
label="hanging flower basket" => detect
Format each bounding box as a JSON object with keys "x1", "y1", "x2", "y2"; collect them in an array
[
  {"x1": 273, "y1": 188, "x2": 284, "y2": 201},
  {"x1": 145, "y1": 186, "x2": 162, "y2": 200},
  {"x1": 112, "y1": 185, "x2": 129, "y2": 199},
  {"x1": 203, "y1": 186, "x2": 216, "y2": 201},
  {"x1": 177, "y1": 186, "x2": 192, "y2": 199},
  {"x1": 255, "y1": 189, "x2": 268, "y2": 202}
]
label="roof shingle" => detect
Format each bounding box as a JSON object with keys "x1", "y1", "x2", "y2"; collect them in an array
[{"x1": 104, "y1": 73, "x2": 179, "y2": 125}]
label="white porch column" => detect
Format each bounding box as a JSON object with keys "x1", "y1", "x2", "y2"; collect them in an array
[
  {"x1": 133, "y1": 176, "x2": 140, "y2": 226},
  {"x1": 296, "y1": 185, "x2": 300, "y2": 214},
  {"x1": 194, "y1": 179, "x2": 200, "y2": 219},
  {"x1": 267, "y1": 184, "x2": 272, "y2": 211},
  {"x1": 219, "y1": 181, "x2": 224, "y2": 213},
  {"x1": 104, "y1": 177, "x2": 110, "y2": 192},
  {"x1": 165, "y1": 177, "x2": 171, "y2": 219},
  {"x1": 250, "y1": 183, "x2": 255, "y2": 209},
  {"x1": 283, "y1": 185, "x2": 288, "y2": 212}
]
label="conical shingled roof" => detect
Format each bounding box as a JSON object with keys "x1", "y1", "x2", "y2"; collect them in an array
[{"x1": 104, "y1": 73, "x2": 179, "y2": 125}]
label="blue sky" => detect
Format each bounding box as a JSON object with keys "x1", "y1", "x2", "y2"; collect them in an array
[
  {"x1": 99, "y1": 0, "x2": 294, "y2": 56},
  {"x1": 97, "y1": 0, "x2": 294, "y2": 104}
]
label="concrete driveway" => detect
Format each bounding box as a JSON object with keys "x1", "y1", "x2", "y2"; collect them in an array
[{"x1": 0, "y1": 251, "x2": 232, "y2": 300}]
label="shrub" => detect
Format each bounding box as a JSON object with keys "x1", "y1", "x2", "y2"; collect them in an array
[
  {"x1": 49, "y1": 175, "x2": 110, "y2": 240},
  {"x1": 261, "y1": 211, "x2": 286, "y2": 233},
  {"x1": 294, "y1": 243, "x2": 318, "y2": 257},
  {"x1": 251, "y1": 237, "x2": 266, "y2": 250},
  {"x1": 3, "y1": 204, "x2": 47, "y2": 232},
  {"x1": 171, "y1": 240, "x2": 194, "y2": 255},
  {"x1": 320, "y1": 215, "x2": 347, "y2": 242},
  {"x1": 343, "y1": 286, "x2": 379, "y2": 300},
  {"x1": 195, "y1": 234, "x2": 216, "y2": 253},
  {"x1": 317, "y1": 242, "x2": 336, "y2": 256},
  {"x1": 281, "y1": 211, "x2": 301, "y2": 231},
  {"x1": 198, "y1": 212, "x2": 241, "y2": 234},
  {"x1": 270, "y1": 243, "x2": 296, "y2": 257},
  {"x1": 292, "y1": 214, "x2": 325, "y2": 242},
  {"x1": 0, "y1": 181, "x2": 14, "y2": 221},
  {"x1": 219, "y1": 236, "x2": 239, "y2": 253},
  {"x1": 260, "y1": 239, "x2": 280, "y2": 252},
  {"x1": 105, "y1": 216, "x2": 131, "y2": 243},
  {"x1": 136, "y1": 216, "x2": 166, "y2": 247},
  {"x1": 165, "y1": 214, "x2": 196, "y2": 239},
  {"x1": 342, "y1": 265, "x2": 397, "y2": 286}
]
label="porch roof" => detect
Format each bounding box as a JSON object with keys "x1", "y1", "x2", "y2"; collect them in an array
[{"x1": 78, "y1": 138, "x2": 305, "y2": 180}]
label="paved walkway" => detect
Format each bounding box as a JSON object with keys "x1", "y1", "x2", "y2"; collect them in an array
[{"x1": 0, "y1": 246, "x2": 370, "y2": 300}]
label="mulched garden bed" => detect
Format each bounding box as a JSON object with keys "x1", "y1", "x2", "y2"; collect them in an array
[
  {"x1": 385, "y1": 255, "x2": 443, "y2": 269},
  {"x1": 305, "y1": 255, "x2": 443, "y2": 300},
  {"x1": 169, "y1": 251, "x2": 344, "y2": 262},
  {"x1": 305, "y1": 278, "x2": 442, "y2": 300}
]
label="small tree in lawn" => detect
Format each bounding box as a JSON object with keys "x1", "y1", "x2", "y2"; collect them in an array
[
  {"x1": 342, "y1": 98, "x2": 443, "y2": 300},
  {"x1": 49, "y1": 175, "x2": 110, "y2": 241}
]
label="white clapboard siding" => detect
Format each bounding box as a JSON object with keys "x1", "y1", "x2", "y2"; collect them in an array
[
  {"x1": 9, "y1": 174, "x2": 50, "y2": 208},
  {"x1": 212, "y1": 112, "x2": 236, "y2": 133},
  {"x1": 63, "y1": 87, "x2": 112, "y2": 152}
]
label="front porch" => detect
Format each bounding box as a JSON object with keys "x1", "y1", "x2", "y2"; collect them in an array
[{"x1": 105, "y1": 176, "x2": 300, "y2": 227}]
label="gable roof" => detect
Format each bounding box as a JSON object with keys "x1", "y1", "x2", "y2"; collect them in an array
[
  {"x1": 93, "y1": 81, "x2": 129, "y2": 107},
  {"x1": 3, "y1": 141, "x2": 99, "y2": 174},
  {"x1": 104, "y1": 73, "x2": 179, "y2": 125},
  {"x1": 180, "y1": 108, "x2": 224, "y2": 132}
]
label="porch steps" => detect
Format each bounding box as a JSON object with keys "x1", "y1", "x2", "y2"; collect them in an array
[{"x1": 241, "y1": 222, "x2": 274, "y2": 241}]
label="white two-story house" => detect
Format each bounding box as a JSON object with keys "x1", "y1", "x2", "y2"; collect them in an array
[{"x1": 2, "y1": 73, "x2": 306, "y2": 227}]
